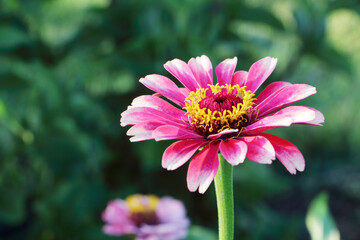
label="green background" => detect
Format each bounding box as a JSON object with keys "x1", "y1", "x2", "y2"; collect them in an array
[{"x1": 0, "y1": 0, "x2": 359, "y2": 239}]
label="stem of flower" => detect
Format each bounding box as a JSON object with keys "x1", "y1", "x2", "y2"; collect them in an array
[{"x1": 214, "y1": 154, "x2": 234, "y2": 240}]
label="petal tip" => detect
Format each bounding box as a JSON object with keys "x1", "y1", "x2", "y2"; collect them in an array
[
  {"x1": 166, "y1": 164, "x2": 177, "y2": 171},
  {"x1": 129, "y1": 137, "x2": 139, "y2": 142},
  {"x1": 187, "y1": 183, "x2": 197, "y2": 193},
  {"x1": 163, "y1": 58, "x2": 181, "y2": 69},
  {"x1": 264, "y1": 56, "x2": 278, "y2": 63},
  {"x1": 297, "y1": 164, "x2": 305, "y2": 172},
  {"x1": 198, "y1": 188, "x2": 207, "y2": 194}
]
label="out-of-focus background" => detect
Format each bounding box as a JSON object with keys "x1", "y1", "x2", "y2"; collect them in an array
[{"x1": 0, "y1": 0, "x2": 359, "y2": 239}]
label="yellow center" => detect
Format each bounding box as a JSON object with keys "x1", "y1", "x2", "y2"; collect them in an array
[
  {"x1": 184, "y1": 84, "x2": 255, "y2": 136},
  {"x1": 125, "y1": 194, "x2": 159, "y2": 214}
]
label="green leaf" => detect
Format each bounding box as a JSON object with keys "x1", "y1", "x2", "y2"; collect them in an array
[
  {"x1": 228, "y1": 4, "x2": 285, "y2": 31},
  {"x1": 24, "y1": 0, "x2": 110, "y2": 47},
  {"x1": 0, "y1": 25, "x2": 31, "y2": 49},
  {"x1": 306, "y1": 193, "x2": 340, "y2": 240},
  {"x1": 0, "y1": 178, "x2": 27, "y2": 224}
]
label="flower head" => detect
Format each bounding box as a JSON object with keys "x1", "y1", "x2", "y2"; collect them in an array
[
  {"x1": 102, "y1": 194, "x2": 189, "y2": 240},
  {"x1": 120, "y1": 56, "x2": 324, "y2": 193}
]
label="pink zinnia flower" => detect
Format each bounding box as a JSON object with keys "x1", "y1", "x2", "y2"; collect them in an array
[
  {"x1": 102, "y1": 194, "x2": 190, "y2": 240},
  {"x1": 120, "y1": 56, "x2": 324, "y2": 193}
]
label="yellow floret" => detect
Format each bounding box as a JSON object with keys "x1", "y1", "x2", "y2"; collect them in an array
[
  {"x1": 125, "y1": 194, "x2": 159, "y2": 213},
  {"x1": 184, "y1": 84, "x2": 255, "y2": 135}
]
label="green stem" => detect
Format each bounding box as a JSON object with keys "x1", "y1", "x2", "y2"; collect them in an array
[{"x1": 214, "y1": 154, "x2": 234, "y2": 240}]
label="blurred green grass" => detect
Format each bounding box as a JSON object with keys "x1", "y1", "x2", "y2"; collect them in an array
[{"x1": 0, "y1": 0, "x2": 360, "y2": 239}]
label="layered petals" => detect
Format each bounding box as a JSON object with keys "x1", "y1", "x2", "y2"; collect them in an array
[
  {"x1": 242, "y1": 115, "x2": 292, "y2": 135},
  {"x1": 231, "y1": 70, "x2": 248, "y2": 86},
  {"x1": 254, "y1": 81, "x2": 292, "y2": 104},
  {"x1": 255, "y1": 84, "x2": 317, "y2": 117},
  {"x1": 188, "y1": 55, "x2": 213, "y2": 88},
  {"x1": 131, "y1": 95, "x2": 187, "y2": 121},
  {"x1": 164, "y1": 59, "x2": 199, "y2": 91},
  {"x1": 120, "y1": 107, "x2": 186, "y2": 128},
  {"x1": 272, "y1": 106, "x2": 324, "y2": 126},
  {"x1": 242, "y1": 105, "x2": 324, "y2": 135},
  {"x1": 103, "y1": 195, "x2": 189, "y2": 240},
  {"x1": 261, "y1": 133, "x2": 305, "y2": 174},
  {"x1": 127, "y1": 122, "x2": 163, "y2": 142},
  {"x1": 141, "y1": 197, "x2": 190, "y2": 240},
  {"x1": 241, "y1": 136, "x2": 275, "y2": 164},
  {"x1": 187, "y1": 142, "x2": 220, "y2": 193},
  {"x1": 121, "y1": 55, "x2": 323, "y2": 194},
  {"x1": 153, "y1": 125, "x2": 203, "y2": 141},
  {"x1": 215, "y1": 57, "x2": 238, "y2": 86},
  {"x1": 162, "y1": 139, "x2": 207, "y2": 171},
  {"x1": 102, "y1": 200, "x2": 137, "y2": 235},
  {"x1": 207, "y1": 129, "x2": 239, "y2": 140},
  {"x1": 219, "y1": 139, "x2": 247, "y2": 166},
  {"x1": 140, "y1": 74, "x2": 187, "y2": 107},
  {"x1": 244, "y1": 57, "x2": 278, "y2": 93},
  {"x1": 102, "y1": 200, "x2": 132, "y2": 224}
]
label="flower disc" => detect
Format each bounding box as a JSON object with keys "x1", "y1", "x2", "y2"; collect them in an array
[{"x1": 185, "y1": 84, "x2": 255, "y2": 137}]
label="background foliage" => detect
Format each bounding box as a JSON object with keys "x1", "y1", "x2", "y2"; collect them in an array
[{"x1": 0, "y1": 0, "x2": 359, "y2": 239}]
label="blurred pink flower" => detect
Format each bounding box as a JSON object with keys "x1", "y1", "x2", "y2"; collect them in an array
[
  {"x1": 102, "y1": 194, "x2": 189, "y2": 240},
  {"x1": 120, "y1": 56, "x2": 324, "y2": 193}
]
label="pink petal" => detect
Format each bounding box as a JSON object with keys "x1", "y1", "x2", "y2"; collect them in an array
[
  {"x1": 273, "y1": 106, "x2": 324, "y2": 126},
  {"x1": 243, "y1": 106, "x2": 324, "y2": 135},
  {"x1": 120, "y1": 107, "x2": 186, "y2": 127},
  {"x1": 245, "y1": 57, "x2": 277, "y2": 93},
  {"x1": 254, "y1": 81, "x2": 292, "y2": 104},
  {"x1": 164, "y1": 59, "x2": 199, "y2": 91},
  {"x1": 127, "y1": 122, "x2": 163, "y2": 142},
  {"x1": 304, "y1": 108, "x2": 325, "y2": 126},
  {"x1": 231, "y1": 70, "x2": 248, "y2": 86},
  {"x1": 102, "y1": 200, "x2": 130, "y2": 224},
  {"x1": 103, "y1": 224, "x2": 136, "y2": 236},
  {"x1": 140, "y1": 74, "x2": 186, "y2": 107},
  {"x1": 207, "y1": 129, "x2": 239, "y2": 140},
  {"x1": 255, "y1": 84, "x2": 317, "y2": 117},
  {"x1": 178, "y1": 87, "x2": 191, "y2": 98},
  {"x1": 162, "y1": 139, "x2": 207, "y2": 170},
  {"x1": 188, "y1": 55, "x2": 213, "y2": 88},
  {"x1": 102, "y1": 200, "x2": 137, "y2": 236},
  {"x1": 138, "y1": 221, "x2": 189, "y2": 240},
  {"x1": 187, "y1": 142, "x2": 220, "y2": 193},
  {"x1": 153, "y1": 125, "x2": 203, "y2": 141},
  {"x1": 240, "y1": 136, "x2": 275, "y2": 164},
  {"x1": 131, "y1": 95, "x2": 187, "y2": 121},
  {"x1": 215, "y1": 57, "x2": 238, "y2": 86},
  {"x1": 156, "y1": 197, "x2": 188, "y2": 222},
  {"x1": 261, "y1": 133, "x2": 305, "y2": 174},
  {"x1": 219, "y1": 139, "x2": 247, "y2": 166},
  {"x1": 242, "y1": 115, "x2": 292, "y2": 135}
]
